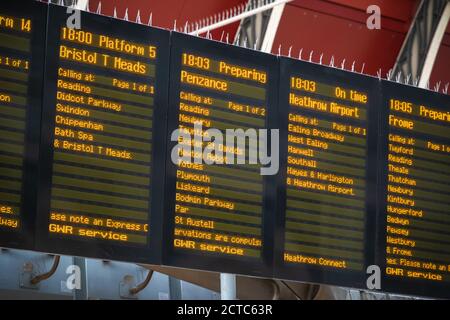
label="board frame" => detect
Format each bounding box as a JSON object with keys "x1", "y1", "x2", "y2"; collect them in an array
[
  {"x1": 35, "y1": 4, "x2": 169, "y2": 264},
  {"x1": 273, "y1": 57, "x2": 380, "y2": 289},
  {"x1": 162, "y1": 32, "x2": 278, "y2": 278},
  {"x1": 377, "y1": 80, "x2": 450, "y2": 299},
  {"x1": 0, "y1": 0, "x2": 47, "y2": 250}
]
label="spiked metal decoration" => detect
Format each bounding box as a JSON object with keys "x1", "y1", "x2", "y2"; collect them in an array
[
  {"x1": 136, "y1": 10, "x2": 141, "y2": 24},
  {"x1": 148, "y1": 13, "x2": 153, "y2": 26},
  {"x1": 434, "y1": 82, "x2": 441, "y2": 92},
  {"x1": 254, "y1": 37, "x2": 259, "y2": 50},
  {"x1": 329, "y1": 56, "x2": 335, "y2": 68},
  {"x1": 377, "y1": 69, "x2": 382, "y2": 80},
  {"x1": 395, "y1": 71, "x2": 402, "y2": 83},
  {"x1": 386, "y1": 69, "x2": 393, "y2": 81},
  {"x1": 96, "y1": 2, "x2": 101, "y2": 15},
  {"x1": 405, "y1": 74, "x2": 412, "y2": 85}
]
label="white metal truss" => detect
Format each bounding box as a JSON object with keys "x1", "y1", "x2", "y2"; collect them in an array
[
  {"x1": 419, "y1": 1, "x2": 450, "y2": 88},
  {"x1": 259, "y1": 2, "x2": 286, "y2": 53},
  {"x1": 187, "y1": 0, "x2": 293, "y2": 36},
  {"x1": 393, "y1": 0, "x2": 450, "y2": 90},
  {"x1": 234, "y1": 0, "x2": 287, "y2": 52}
]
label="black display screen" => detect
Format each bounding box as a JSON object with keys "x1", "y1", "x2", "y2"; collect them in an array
[
  {"x1": 274, "y1": 58, "x2": 379, "y2": 289},
  {"x1": 378, "y1": 81, "x2": 450, "y2": 299},
  {"x1": 162, "y1": 33, "x2": 278, "y2": 277},
  {"x1": 0, "y1": 1, "x2": 46, "y2": 249},
  {"x1": 35, "y1": 4, "x2": 169, "y2": 263}
]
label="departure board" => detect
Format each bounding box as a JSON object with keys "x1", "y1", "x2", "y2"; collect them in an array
[
  {"x1": 0, "y1": 1, "x2": 46, "y2": 249},
  {"x1": 378, "y1": 81, "x2": 450, "y2": 299},
  {"x1": 274, "y1": 58, "x2": 378, "y2": 288},
  {"x1": 36, "y1": 5, "x2": 169, "y2": 263},
  {"x1": 163, "y1": 32, "x2": 277, "y2": 276}
]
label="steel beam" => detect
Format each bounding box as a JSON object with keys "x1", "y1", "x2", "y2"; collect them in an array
[
  {"x1": 188, "y1": 0, "x2": 292, "y2": 36},
  {"x1": 260, "y1": 2, "x2": 286, "y2": 53},
  {"x1": 234, "y1": 0, "x2": 287, "y2": 51},
  {"x1": 419, "y1": 2, "x2": 450, "y2": 88},
  {"x1": 393, "y1": 0, "x2": 449, "y2": 86}
]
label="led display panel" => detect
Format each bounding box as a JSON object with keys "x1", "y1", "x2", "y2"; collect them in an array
[
  {"x1": 378, "y1": 81, "x2": 450, "y2": 299},
  {"x1": 163, "y1": 33, "x2": 278, "y2": 277},
  {"x1": 274, "y1": 57, "x2": 379, "y2": 288},
  {"x1": 36, "y1": 5, "x2": 169, "y2": 263},
  {"x1": 0, "y1": 1, "x2": 46, "y2": 249}
]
